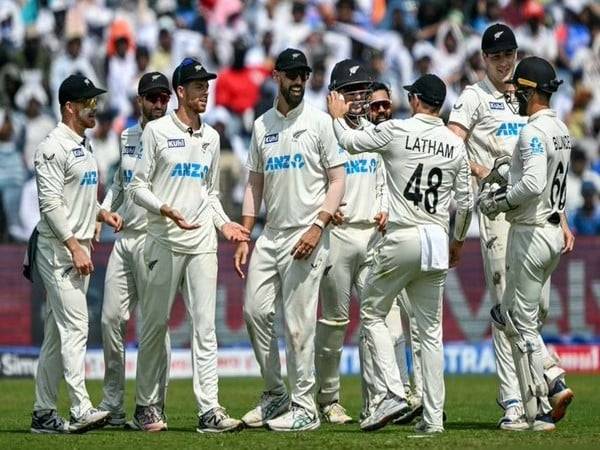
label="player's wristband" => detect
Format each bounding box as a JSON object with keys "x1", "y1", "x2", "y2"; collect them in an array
[{"x1": 313, "y1": 218, "x2": 326, "y2": 230}]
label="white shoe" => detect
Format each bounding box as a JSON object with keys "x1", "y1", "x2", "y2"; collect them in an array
[
  {"x1": 531, "y1": 414, "x2": 556, "y2": 431},
  {"x1": 549, "y1": 380, "x2": 574, "y2": 423},
  {"x1": 242, "y1": 391, "x2": 290, "y2": 428},
  {"x1": 320, "y1": 402, "x2": 353, "y2": 424},
  {"x1": 69, "y1": 408, "x2": 110, "y2": 433},
  {"x1": 498, "y1": 402, "x2": 529, "y2": 431},
  {"x1": 266, "y1": 404, "x2": 320, "y2": 432},
  {"x1": 197, "y1": 407, "x2": 242, "y2": 433},
  {"x1": 393, "y1": 396, "x2": 423, "y2": 425},
  {"x1": 360, "y1": 393, "x2": 409, "y2": 432},
  {"x1": 414, "y1": 419, "x2": 444, "y2": 434}
]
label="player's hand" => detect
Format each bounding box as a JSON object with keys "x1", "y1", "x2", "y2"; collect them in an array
[
  {"x1": 449, "y1": 239, "x2": 464, "y2": 268},
  {"x1": 221, "y1": 222, "x2": 251, "y2": 242},
  {"x1": 160, "y1": 205, "x2": 200, "y2": 230},
  {"x1": 374, "y1": 211, "x2": 388, "y2": 234},
  {"x1": 291, "y1": 225, "x2": 322, "y2": 260},
  {"x1": 332, "y1": 202, "x2": 347, "y2": 226},
  {"x1": 93, "y1": 222, "x2": 102, "y2": 244},
  {"x1": 233, "y1": 241, "x2": 250, "y2": 279},
  {"x1": 561, "y1": 221, "x2": 575, "y2": 254},
  {"x1": 70, "y1": 244, "x2": 94, "y2": 276},
  {"x1": 470, "y1": 161, "x2": 490, "y2": 180},
  {"x1": 98, "y1": 209, "x2": 123, "y2": 232},
  {"x1": 327, "y1": 91, "x2": 350, "y2": 119}
]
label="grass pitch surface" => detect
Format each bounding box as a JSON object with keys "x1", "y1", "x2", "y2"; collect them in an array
[{"x1": 1, "y1": 375, "x2": 598, "y2": 449}]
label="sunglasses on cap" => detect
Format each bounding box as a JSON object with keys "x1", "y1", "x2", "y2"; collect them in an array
[
  {"x1": 144, "y1": 92, "x2": 171, "y2": 104},
  {"x1": 370, "y1": 100, "x2": 391, "y2": 111},
  {"x1": 283, "y1": 69, "x2": 310, "y2": 81},
  {"x1": 74, "y1": 97, "x2": 98, "y2": 108}
]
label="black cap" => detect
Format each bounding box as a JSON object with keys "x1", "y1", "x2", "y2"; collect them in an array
[
  {"x1": 328, "y1": 59, "x2": 372, "y2": 91},
  {"x1": 403, "y1": 74, "x2": 446, "y2": 107},
  {"x1": 274, "y1": 48, "x2": 312, "y2": 72},
  {"x1": 58, "y1": 74, "x2": 106, "y2": 105},
  {"x1": 138, "y1": 71, "x2": 171, "y2": 95},
  {"x1": 507, "y1": 56, "x2": 563, "y2": 93},
  {"x1": 481, "y1": 23, "x2": 518, "y2": 53},
  {"x1": 172, "y1": 58, "x2": 217, "y2": 88}
]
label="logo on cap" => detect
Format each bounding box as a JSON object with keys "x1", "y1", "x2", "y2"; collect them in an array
[
  {"x1": 292, "y1": 53, "x2": 300, "y2": 59},
  {"x1": 84, "y1": 79, "x2": 91, "y2": 86},
  {"x1": 195, "y1": 64, "x2": 202, "y2": 72},
  {"x1": 152, "y1": 74, "x2": 161, "y2": 80},
  {"x1": 349, "y1": 65, "x2": 359, "y2": 75},
  {"x1": 494, "y1": 31, "x2": 504, "y2": 40}
]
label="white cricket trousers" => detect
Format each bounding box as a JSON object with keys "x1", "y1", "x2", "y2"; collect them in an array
[
  {"x1": 478, "y1": 212, "x2": 521, "y2": 405},
  {"x1": 503, "y1": 223, "x2": 563, "y2": 415},
  {"x1": 33, "y1": 235, "x2": 94, "y2": 419},
  {"x1": 100, "y1": 229, "x2": 170, "y2": 414},
  {"x1": 316, "y1": 223, "x2": 377, "y2": 406},
  {"x1": 361, "y1": 225, "x2": 446, "y2": 429},
  {"x1": 244, "y1": 225, "x2": 330, "y2": 414},
  {"x1": 135, "y1": 238, "x2": 219, "y2": 415}
]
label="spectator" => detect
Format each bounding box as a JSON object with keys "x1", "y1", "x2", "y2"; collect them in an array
[
  {"x1": 566, "y1": 147, "x2": 600, "y2": 214},
  {"x1": 304, "y1": 63, "x2": 328, "y2": 110},
  {"x1": 149, "y1": 16, "x2": 175, "y2": 74},
  {"x1": 106, "y1": 19, "x2": 136, "y2": 118},
  {"x1": 569, "y1": 181, "x2": 600, "y2": 235},
  {"x1": 515, "y1": 1, "x2": 558, "y2": 63},
  {"x1": 90, "y1": 109, "x2": 119, "y2": 187}
]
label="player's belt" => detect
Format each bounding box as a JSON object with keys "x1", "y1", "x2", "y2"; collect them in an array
[{"x1": 547, "y1": 212, "x2": 560, "y2": 225}]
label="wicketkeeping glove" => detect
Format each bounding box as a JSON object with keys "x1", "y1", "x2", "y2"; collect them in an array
[
  {"x1": 480, "y1": 155, "x2": 511, "y2": 187},
  {"x1": 477, "y1": 183, "x2": 513, "y2": 219}
]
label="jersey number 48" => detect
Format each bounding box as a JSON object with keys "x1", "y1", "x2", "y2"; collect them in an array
[{"x1": 403, "y1": 163, "x2": 443, "y2": 214}]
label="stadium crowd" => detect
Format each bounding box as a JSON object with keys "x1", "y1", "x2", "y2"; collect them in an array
[{"x1": 1, "y1": 0, "x2": 600, "y2": 242}]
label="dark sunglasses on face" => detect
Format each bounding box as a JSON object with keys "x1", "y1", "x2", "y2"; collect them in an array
[
  {"x1": 145, "y1": 92, "x2": 171, "y2": 104},
  {"x1": 370, "y1": 100, "x2": 391, "y2": 111},
  {"x1": 283, "y1": 70, "x2": 310, "y2": 81}
]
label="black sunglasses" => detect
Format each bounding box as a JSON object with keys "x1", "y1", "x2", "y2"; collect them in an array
[
  {"x1": 283, "y1": 70, "x2": 310, "y2": 81},
  {"x1": 370, "y1": 100, "x2": 391, "y2": 111},
  {"x1": 144, "y1": 92, "x2": 171, "y2": 104}
]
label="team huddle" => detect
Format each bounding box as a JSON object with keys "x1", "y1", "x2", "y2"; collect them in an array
[{"x1": 27, "y1": 23, "x2": 574, "y2": 435}]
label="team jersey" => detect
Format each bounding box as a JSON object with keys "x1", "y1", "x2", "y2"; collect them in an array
[
  {"x1": 505, "y1": 109, "x2": 571, "y2": 225},
  {"x1": 101, "y1": 123, "x2": 147, "y2": 232},
  {"x1": 449, "y1": 76, "x2": 527, "y2": 169},
  {"x1": 127, "y1": 112, "x2": 229, "y2": 254},
  {"x1": 333, "y1": 114, "x2": 473, "y2": 235},
  {"x1": 339, "y1": 119, "x2": 387, "y2": 224},
  {"x1": 247, "y1": 100, "x2": 346, "y2": 230},
  {"x1": 34, "y1": 122, "x2": 100, "y2": 241}
]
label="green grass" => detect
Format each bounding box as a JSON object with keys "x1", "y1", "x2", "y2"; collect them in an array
[{"x1": 1, "y1": 376, "x2": 598, "y2": 449}]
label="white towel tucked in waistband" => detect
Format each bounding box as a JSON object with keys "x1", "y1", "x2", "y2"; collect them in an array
[{"x1": 419, "y1": 224, "x2": 449, "y2": 271}]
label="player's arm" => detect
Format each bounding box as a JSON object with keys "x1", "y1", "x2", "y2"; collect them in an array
[
  {"x1": 207, "y1": 136, "x2": 250, "y2": 243},
  {"x1": 450, "y1": 149, "x2": 474, "y2": 267},
  {"x1": 291, "y1": 164, "x2": 345, "y2": 260},
  {"x1": 374, "y1": 156, "x2": 389, "y2": 233},
  {"x1": 327, "y1": 92, "x2": 394, "y2": 154},
  {"x1": 128, "y1": 126, "x2": 197, "y2": 230},
  {"x1": 560, "y1": 211, "x2": 575, "y2": 254},
  {"x1": 34, "y1": 144, "x2": 94, "y2": 274}
]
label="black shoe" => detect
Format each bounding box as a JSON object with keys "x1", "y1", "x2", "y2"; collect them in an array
[{"x1": 30, "y1": 410, "x2": 69, "y2": 434}]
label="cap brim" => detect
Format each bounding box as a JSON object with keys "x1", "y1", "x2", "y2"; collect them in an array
[
  {"x1": 403, "y1": 84, "x2": 415, "y2": 92},
  {"x1": 275, "y1": 64, "x2": 312, "y2": 73},
  {"x1": 83, "y1": 87, "x2": 107, "y2": 98},
  {"x1": 139, "y1": 85, "x2": 171, "y2": 95},
  {"x1": 483, "y1": 43, "x2": 518, "y2": 54}
]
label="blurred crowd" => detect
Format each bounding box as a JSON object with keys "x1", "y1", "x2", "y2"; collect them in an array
[{"x1": 1, "y1": 0, "x2": 600, "y2": 243}]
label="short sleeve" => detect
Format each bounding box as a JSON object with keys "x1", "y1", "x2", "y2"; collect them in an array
[
  {"x1": 246, "y1": 127, "x2": 263, "y2": 173},
  {"x1": 448, "y1": 87, "x2": 481, "y2": 131}
]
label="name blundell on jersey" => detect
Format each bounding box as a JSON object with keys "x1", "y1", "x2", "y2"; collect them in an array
[
  {"x1": 552, "y1": 135, "x2": 571, "y2": 151},
  {"x1": 402, "y1": 135, "x2": 456, "y2": 159}
]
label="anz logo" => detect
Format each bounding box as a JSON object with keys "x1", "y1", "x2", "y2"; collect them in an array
[
  {"x1": 80, "y1": 171, "x2": 98, "y2": 186},
  {"x1": 123, "y1": 169, "x2": 133, "y2": 185},
  {"x1": 170, "y1": 162, "x2": 209, "y2": 179},
  {"x1": 344, "y1": 158, "x2": 378, "y2": 175},
  {"x1": 265, "y1": 153, "x2": 305, "y2": 172},
  {"x1": 496, "y1": 122, "x2": 526, "y2": 136}
]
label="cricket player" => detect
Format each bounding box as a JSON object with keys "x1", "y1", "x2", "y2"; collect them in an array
[
  {"x1": 234, "y1": 48, "x2": 346, "y2": 432},
  {"x1": 97, "y1": 72, "x2": 172, "y2": 427},
  {"x1": 479, "y1": 56, "x2": 572, "y2": 431},
  {"x1": 31, "y1": 75, "x2": 122, "y2": 433},
  {"x1": 314, "y1": 60, "x2": 386, "y2": 425},
  {"x1": 328, "y1": 74, "x2": 473, "y2": 433},
  {"x1": 127, "y1": 58, "x2": 250, "y2": 433},
  {"x1": 368, "y1": 82, "x2": 424, "y2": 425},
  {"x1": 448, "y1": 23, "x2": 573, "y2": 429}
]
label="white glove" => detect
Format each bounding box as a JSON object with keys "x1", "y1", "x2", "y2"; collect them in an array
[
  {"x1": 480, "y1": 155, "x2": 511, "y2": 187},
  {"x1": 478, "y1": 183, "x2": 513, "y2": 219}
]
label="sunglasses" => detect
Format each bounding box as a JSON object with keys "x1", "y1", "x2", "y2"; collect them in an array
[
  {"x1": 370, "y1": 100, "x2": 391, "y2": 111},
  {"x1": 144, "y1": 92, "x2": 171, "y2": 104},
  {"x1": 283, "y1": 70, "x2": 310, "y2": 81},
  {"x1": 74, "y1": 97, "x2": 98, "y2": 109}
]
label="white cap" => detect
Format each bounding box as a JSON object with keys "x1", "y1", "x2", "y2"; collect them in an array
[
  {"x1": 15, "y1": 83, "x2": 49, "y2": 111},
  {"x1": 412, "y1": 40, "x2": 436, "y2": 61}
]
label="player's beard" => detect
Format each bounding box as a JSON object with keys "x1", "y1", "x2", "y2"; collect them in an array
[
  {"x1": 77, "y1": 107, "x2": 97, "y2": 128},
  {"x1": 143, "y1": 104, "x2": 167, "y2": 122},
  {"x1": 515, "y1": 89, "x2": 532, "y2": 116},
  {"x1": 281, "y1": 83, "x2": 304, "y2": 109}
]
